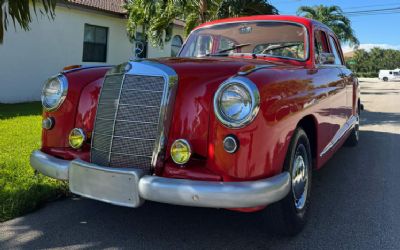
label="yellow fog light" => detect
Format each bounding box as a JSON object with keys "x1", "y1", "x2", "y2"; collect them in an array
[
  {"x1": 171, "y1": 139, "x2": 192, "y2": 165},
  {"x1": 69, "y1": 128, "x2": 86, "y2": 149}
]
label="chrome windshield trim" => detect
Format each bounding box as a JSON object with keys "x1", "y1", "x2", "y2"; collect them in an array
[
  {"x1": 320, "y1": 115, "x2": 359, "y2": 157},
  {"x1": 179, "y1": 20, "x2": 310, "y2": 62}
]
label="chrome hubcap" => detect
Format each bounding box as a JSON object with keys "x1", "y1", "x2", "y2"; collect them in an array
[{"x1": 291, "y1": 153, "x2": 308, "y2": 210}]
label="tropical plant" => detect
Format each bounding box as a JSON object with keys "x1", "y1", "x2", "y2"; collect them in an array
[
  {"x1": 218, "y1": 0, "x2": 278, "y2": 19},
  {"x1": 124, "y1": 0, "x2": 278, "y2": 47},
  {"x1": 0, "y1": 0, "x2": 58, "y2": 44},
  {"x1": 297, "y1": 5, "x2": 359, "y2": 47},
  {"x1": 346, "y1": 48, "x2": 400, "y2": 77}
]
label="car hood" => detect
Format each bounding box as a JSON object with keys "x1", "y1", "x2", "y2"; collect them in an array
[{"x1": 152, "y1": 57, "x2": 279, "y2": 81}]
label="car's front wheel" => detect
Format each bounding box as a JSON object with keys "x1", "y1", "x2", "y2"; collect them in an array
[{"x1": 264, "y1": 127, "x2": 312, "y2": 236}]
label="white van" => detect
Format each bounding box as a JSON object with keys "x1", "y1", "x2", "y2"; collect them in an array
[{"x1": 379, "y1": 69, "x2": 400, "y2": 82}]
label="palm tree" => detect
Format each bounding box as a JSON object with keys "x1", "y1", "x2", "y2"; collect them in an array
[
  {"x1": 182, "y1": 0, "x2": 222, "y2": 35},
  {"x1": 0, "y1": 0, "x2": 58, "y2": 44},
  {"x1": 297, "y1": 5, "x2": 359, "y2": 47},
  {"x1": 125, "y1": 0, "x2": 278, "y2": 47},
  {"x1": 218, "y1": 0, "x2": 278, "y2": 19}
]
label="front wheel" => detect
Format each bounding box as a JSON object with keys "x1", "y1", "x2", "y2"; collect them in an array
[{"x1": 264, "y1": 127, "x2": 312, "y2": 236}]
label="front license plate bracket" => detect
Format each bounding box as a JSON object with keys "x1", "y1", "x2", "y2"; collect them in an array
[{"x1": 69, "y1": 160, "x2": 147, "y2": 208}]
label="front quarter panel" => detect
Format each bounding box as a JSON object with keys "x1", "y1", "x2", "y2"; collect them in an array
[
  {"x1": 209, "y1": 66, "x2": 340, "y2": 180},
  {"x1": 41, "y1": 67, "x2": 110, "y2": 150}
]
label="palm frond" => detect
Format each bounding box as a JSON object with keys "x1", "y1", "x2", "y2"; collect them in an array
[
  {"x1": 297, "y1": 4, "x2": 359, "y2": 48},
  {"x1": 0, "y1": 0, "x2": 58, "y2": 44}
]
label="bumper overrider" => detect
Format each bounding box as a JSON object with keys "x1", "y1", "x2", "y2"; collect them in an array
[{"x1": 30, "y1": 150, "x2": 291, "y2": 208}]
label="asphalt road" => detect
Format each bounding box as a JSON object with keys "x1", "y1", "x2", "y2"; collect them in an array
[{"x1": 1, "y1": 78, "x2": 399, "y2": 250}]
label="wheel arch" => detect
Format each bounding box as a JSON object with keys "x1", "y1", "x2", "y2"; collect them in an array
[{"x1": 296, "y1": 115, "x2": 318, "y2": 168}]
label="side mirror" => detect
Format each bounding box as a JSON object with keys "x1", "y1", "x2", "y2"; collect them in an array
[{"x1": 318, "y1": 53, "x2": 336, "y2": 65}]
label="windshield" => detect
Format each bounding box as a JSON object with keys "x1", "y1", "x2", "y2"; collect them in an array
[{"x1": 179, "y1": 21, "x2": 308, "y2": 61}]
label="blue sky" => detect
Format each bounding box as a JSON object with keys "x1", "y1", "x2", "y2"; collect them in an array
[{"x1": 269, "y1": 0, "x2": 400, "y2": 51}]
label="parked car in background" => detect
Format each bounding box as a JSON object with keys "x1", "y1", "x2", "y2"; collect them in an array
[
  {"x1": 379, "y1": 69, "x2": 400, "y2": 82},
  {"x1": 31, "y1": 15, "x2": 360, "y2": 235}
]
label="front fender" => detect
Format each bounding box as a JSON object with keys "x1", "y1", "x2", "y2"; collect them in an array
[{"x1": 41, "y1": 67, "x2": 110, "y2": 150}]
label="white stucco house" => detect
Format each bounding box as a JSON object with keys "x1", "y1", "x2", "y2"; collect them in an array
[{"x1": 0, "y1": 0, "x2": 185, "y2": 103}]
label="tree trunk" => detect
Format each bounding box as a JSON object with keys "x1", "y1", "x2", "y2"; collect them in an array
[{"x1": 199, "y1": 0, "x2": 208, "y2": 23}]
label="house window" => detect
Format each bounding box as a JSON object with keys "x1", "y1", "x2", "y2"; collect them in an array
[
  {"x1": 171, "y1": 35, "x2": 183, "y2": 57},
  {"x1": 83, "y1": 24, "x2": 108, "y2": 62}
]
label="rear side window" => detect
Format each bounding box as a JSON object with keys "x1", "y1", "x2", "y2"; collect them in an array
[
  {"x1": 328, "y1": 36, "x2": 343, "y2": 65},
  {"x1": 314, "y1": 30, "x2": 329, "y2": 63}
]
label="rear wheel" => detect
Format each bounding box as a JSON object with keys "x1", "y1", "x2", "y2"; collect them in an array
[
  {"x1": 345, "y1": 104, "x2": 360, "y2": 147},
  {"x1": 265, "y1": 128, "x2": 312, "y2": 236},
  {"x1": 383, "y1": 77, "x2": 389, "y2": 82}
]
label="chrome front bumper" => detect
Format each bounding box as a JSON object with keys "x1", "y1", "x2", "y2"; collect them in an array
[{"x1": 30, "y1": 150, "x2": 291, "y2": 208}]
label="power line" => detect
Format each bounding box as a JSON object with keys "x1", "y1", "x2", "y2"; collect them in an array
[
  {"x1": 346, "y1": 11, "x2": 400, "y2": 17},
  {"x1": 343, "y1": 6, "x2": 400, "y2": 17},
  {"x1": 282, "y1": 4, "x2": 400, "y2": 17},
  {"x1": 344, "y1": 7, "x2": 400, "y2": 14},
  {"x1": 342, "y1": 2, "x2": 400, "y2": 11}
]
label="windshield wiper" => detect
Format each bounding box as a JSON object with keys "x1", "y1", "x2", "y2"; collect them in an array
[
  {"x1": 205, "y1": 52, "x2": 258, "y2": 59},
  {"x1": 260, "y1": 43, "x2": 300, "y2": 54},
  {"x1": 205, "y1": 43, "x2": 252, "y2": 56}
]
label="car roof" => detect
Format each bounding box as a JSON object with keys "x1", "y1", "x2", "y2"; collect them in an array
[{"x1": 194, "y1": 15, "x2": 331, "y2": 32}]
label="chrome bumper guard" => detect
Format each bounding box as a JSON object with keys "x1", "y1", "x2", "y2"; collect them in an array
[{"x1": 30, "y1": 150, "x2": 291, "y2": 208}]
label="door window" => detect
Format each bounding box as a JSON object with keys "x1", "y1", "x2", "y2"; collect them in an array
[
  {"x1": 314, "y1": 30, "x2": 329, "y2": 63},
  {"x1": 328, "y1": 36, "x2": 343, "y2": 65}
]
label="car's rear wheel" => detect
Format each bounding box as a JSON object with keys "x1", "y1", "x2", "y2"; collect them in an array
[
  {"x1": 345, "y1": 104, "x2": 360, "y2": 147},
  {"x1": 383, "y1": 77, "x2": 389, "y2": 82},
  {"x1": 264, "y1": 127, "x2": 312, "y2": 236}
]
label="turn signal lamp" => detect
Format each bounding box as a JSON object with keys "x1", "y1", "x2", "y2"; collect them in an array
[
  {"x1": 171, "y1": 139, "x2": 192, "y2": 165},
  {"x1": 62, "y1": 65, "x2": 82, "y2": 71},
  {"x1": 69, "y1": 128, "x2": 86, "y2": 149}
]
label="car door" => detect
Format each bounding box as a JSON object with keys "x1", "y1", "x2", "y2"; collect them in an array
[
  {"x1": 327, "y1": 34, "x2": 350, "y2": 129},
  {"x1": 313, "y1": 29, "x2": 346, "y2": 152}
]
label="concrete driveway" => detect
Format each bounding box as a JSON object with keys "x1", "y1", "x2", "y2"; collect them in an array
[{"x1": 1, "y1": 78, "x2": 399, "y2": 249}]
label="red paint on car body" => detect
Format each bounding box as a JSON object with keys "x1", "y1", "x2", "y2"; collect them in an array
[{"x1": 40, "y1": 16, "x2": 359, "y2": 212}]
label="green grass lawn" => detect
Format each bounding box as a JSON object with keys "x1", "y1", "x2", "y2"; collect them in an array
[{"x1": 0, "y1": 102, "x2": 67, "y2": 222}]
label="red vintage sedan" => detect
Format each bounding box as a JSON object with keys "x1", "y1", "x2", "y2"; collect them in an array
[{"x1": 31, "y1": 15, "x2": 360, "y2": 235}]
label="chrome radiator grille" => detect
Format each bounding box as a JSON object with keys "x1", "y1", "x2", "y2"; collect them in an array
[{"x1": 91, "y1": 74, "x2": 165, "y2": 170}]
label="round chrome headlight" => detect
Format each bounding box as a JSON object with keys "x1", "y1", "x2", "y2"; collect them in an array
[
  {"x1": 214, "y1": 77, "x2": 260, "y2": 128},
  {"x1": 41, "y1": 75, "x2": 68, "y2": 112}
]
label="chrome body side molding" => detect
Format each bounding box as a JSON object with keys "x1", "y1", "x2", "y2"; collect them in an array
[{"x1": 320, "y1": 115, "x2": 359, "y2": 157}]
